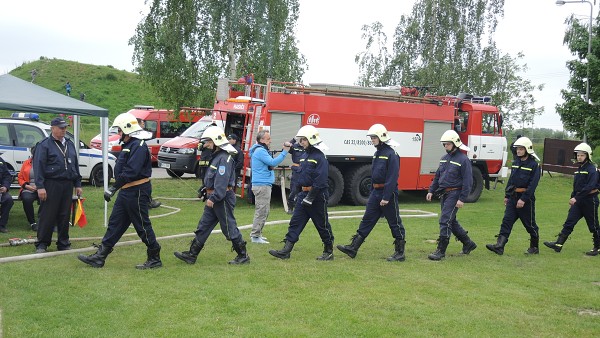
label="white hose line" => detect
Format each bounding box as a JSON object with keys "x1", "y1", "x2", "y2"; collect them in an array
[{"x1": 0, "y1": 207, "x2": 436, "y2": 264}]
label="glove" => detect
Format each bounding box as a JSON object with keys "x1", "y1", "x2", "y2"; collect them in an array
[
  {"x1": 289, "y1": 138, "x2": 296, "y2": 145},
  {"x1": 197, "y1": 186, "x2": 208, "y2": 201},
  {"x1": 302, "y1": 188, "x2": 317, "y2": 207},
  {"x1": 104, "y1": 186, "x2": 118, "y2": 202}
]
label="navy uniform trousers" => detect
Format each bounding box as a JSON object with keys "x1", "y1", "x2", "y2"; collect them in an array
[
  {"x1": 102, "y1": 182, "x2": 159, "y2": 250},
  {"x1": 194, "y1": 190, "x2": 242, "y2": 244},
  {"x1": 561, "y1": 195, "x2": 600, "y2": 237},
  {"x1": 285, "y1": 190, "x2": 334, "y2": 245},
  {"x1": 357, "y1": 188, "x2": 405, "y2": 240},
  {"x1": 438, "y1": 189, "x2": 469, "y2": 239},
  {"x1": 499, "y1": 193, "x2": 539, "y2": 239}
]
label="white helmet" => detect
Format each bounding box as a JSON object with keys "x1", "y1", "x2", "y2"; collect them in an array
[
  {"x1": 201, "y1": 126, "x2": 237, "y2": 153},
  {"x1": 367, "y1": 124, "x2": 399, "y2": 147},
  {"x1": 296, "y1": 125, "x2": 329, "y2": 151},
  {"x1": 440, "y1": 130, "x2": 469, "y2": 151},
  {"x1": 513, "y1": 137, "x2": 540, "y2": 160},
  {"x1": 574, "y1": 142, "x2": 593, "y2": 161},
  {"x1": 113, "y1": 112, "x2": 142, "y2": 135}
]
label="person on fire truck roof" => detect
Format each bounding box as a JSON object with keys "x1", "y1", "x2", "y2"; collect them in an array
[
  {"x1": 337, "y1": 124, "x2": 407, "y2": 262},
  {"x1": 269, "y1": 125, "x2": 335, "y2": 261},
  {"x1": 486, "y1": 136, "x2": 542, "y2": 256},
  {"x1": 543, "y1": 142, "x2": 600, "y2": 256},
  {"x1": 426, "y1": 130, "x2": 477, "y2": 261},
  {"x1": 174, "y1": 125, "x2": 250, "y2": 265}
]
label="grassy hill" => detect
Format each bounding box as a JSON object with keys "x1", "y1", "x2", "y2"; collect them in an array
[{"x1": 1, "y1": 57, "x2": 168, "y2": 141}]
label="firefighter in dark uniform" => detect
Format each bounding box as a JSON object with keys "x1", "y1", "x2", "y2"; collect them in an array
[
  {"x1": 426, "y1": 130, "x2": 477, "y2": 261},
  {"x1": 34, "y1": 117, "x2": 82, "y2": 253},
  {"x1": 0, "y1": 156, "x2": 14, "y2": 233},
  {"x1": 269, "y1": 125, "x2": 335, "y2": 260},
  {"x1": 487, "y1": 136, "x2": 541, "y2": 255},
  {"x1": 337, "y1": 124, "x2": 406, "y2": 261},
  {"x1": 174, "y1": 125, "x2": 250, "y2": 265},
  {"x1": 286, "y1": 138, "x2": 305, "y2": 215},
  {"x1": 78, "y1": 112, "x2": 162, "y2": 269},
  {"x1": 544, "y1": 142, "x2": 600, "y2": 255}
]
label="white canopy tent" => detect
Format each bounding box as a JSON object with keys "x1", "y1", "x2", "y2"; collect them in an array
[{"x1": 0, "y1": 74, "x2": 111, "y2": 225}]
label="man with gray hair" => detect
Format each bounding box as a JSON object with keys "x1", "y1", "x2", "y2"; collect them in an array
[{"x1": 249, "y1": 130, "x2": 291, "y2": 243}]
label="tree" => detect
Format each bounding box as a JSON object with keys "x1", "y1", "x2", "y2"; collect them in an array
[
  {"x1": 556, "y1": 15, "x2": 600, "y2": 146},
  {"x1": 355, "y1": 0, "x2": 543, "y2": 129},
  {"x1": 130, "y1": 0, "x2": 306, "y2": 109}
]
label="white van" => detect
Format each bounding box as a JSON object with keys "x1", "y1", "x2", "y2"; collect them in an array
[{"x1": 0, "y1": 117, "x2": 116, "y2": 186}]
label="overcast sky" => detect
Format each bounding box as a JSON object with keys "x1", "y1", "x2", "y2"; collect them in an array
[{"x1": 0, "y1": 0, "x2": 594, "y2": 130}]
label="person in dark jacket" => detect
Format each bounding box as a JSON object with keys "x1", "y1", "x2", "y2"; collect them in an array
[
  {"x1": 269, "y1": 125, "x2": 335, "y2": 260},
  {"x1": 227, "y1": 134, "x2": 244, "y2": 191},
  {"x1": 543, "y1": 142, "x2": 600, "y2": 255},
  {"x1": 33, "y1": 117, "x2": 82, "y2": 253},
  {"x1": 426, "y1": 130, "x2": 477, "y2": 261},
  {"x1": 78, "y1": 112, "x2": 162, "y2": 269},
  {"x1": 0, "y1": 156, "x2": 14, "y2": 233},
  {"x1": 337, "y1": 124, "x2": 406, "y2": 261},
  {"x1": 486, "y1": 136, "x2": 541, "y2": 255},
  {"x1": 174, "y1": 125, "x2": 250, "y2": 265},
  {"x1": 286, "y1": 138, "x2": 305, "y2": 215}
]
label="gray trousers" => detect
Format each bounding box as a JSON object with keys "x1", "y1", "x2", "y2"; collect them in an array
[{"x1": 251, "y1": 185, "x2": 272, "y2": 237}]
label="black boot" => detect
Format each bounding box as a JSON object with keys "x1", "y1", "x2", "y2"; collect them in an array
[
  {"x1": 229, "y1": 239, "x2": 250, "y2": 264},
  {"x1": 316, "y1": 242, "x2": 334, "y2": 261},
  {"x1": 136, "y1": 245, "x2": 163, "y2": 269},
  {"x1": 428, "y1": 237, "x2": 449, "y2": 261},
  {"x1": 525, "y1": 237, "x2": 539, "y2": 255},
  {"x1": 387, "y1": 239, "x2": 406, "y2": 262},
  {"x1": 174, "y1": 239, "x2": 204, "y2": 264},
  {"x1": 149, "y1": 199, "x2": 161, "y2": 209},
  {"x1": 457, "y1": 232, "x2": 477, "y2": 255},
  {"x1": 585, "y1": 233, "x2": 600, "y2": 256},
  {"x1": 544, "y1": 233, "x2": 568, "y2": 252},
  {"x1": 78, "y1": 244, "x2": 113, "y2": 268},
  {"x1": 269, "y1": 240, "x2": 295, "y2": 259},
  {"x1": 486, "y1": 235, "x2": 508, "y2": 255},
  {"x1": 336, "y1": 234, "x2": 365, "y2": 259}
]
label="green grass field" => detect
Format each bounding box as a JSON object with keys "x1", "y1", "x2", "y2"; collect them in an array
[{"x1": 0, "y1": 173, "x2": 599, "y2": 336}]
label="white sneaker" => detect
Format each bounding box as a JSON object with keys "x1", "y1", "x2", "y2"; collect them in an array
[{"x1": 251, "y1": 236, "x2": 269, "y2": 244}]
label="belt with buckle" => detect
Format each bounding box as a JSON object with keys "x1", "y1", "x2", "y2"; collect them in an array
[
  {"x1": 444, "y1": 187, "x2": 460, "y2": 192},
  {"x1": 206, "y1": 186, "x2": 233, "y2": 194},
  {"x1": 372, "y1": 183, "x2": 385, "y2": 189},
  {"x1": 122, "y1": 178, "x2": 150, "y2": 189},
  {"x1": 515, "y1": 188, "x2": 527, "y2": 193},
  {"x1": 589, "y1": 189, "x2": 599, "y2": 195},
  {"x1": 291, "y1": 163, "x2": 300, "y2": 167},
  {"x1": 302, "y1": 186, "x2": 312, "y2": 191}
]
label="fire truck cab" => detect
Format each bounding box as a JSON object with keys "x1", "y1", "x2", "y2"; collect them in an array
[{"x1": 203, "y1": 79, "x2": 508, "y2": 206}]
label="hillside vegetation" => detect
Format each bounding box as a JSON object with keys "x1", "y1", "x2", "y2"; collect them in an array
[{"x1": 4, "y1": 57, "x2": 167, "y2": 121}]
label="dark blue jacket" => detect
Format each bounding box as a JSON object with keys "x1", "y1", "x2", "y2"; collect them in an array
[
  {"x1": 34, "y1": 135, "x2": 81, "y2": 189},
  {"x1": 505, "y1": 155, "x2": 540, "y2": 201},
  {"x1": 204, "y1": 149, "x2": 236, "y2": 203},
  {"x1": 0, "y1": 156, "x2": 11, "y2": 189},
  {"x1": 113, "y1": 137, "x2": 152, "y2": 189},
  {"x1": 429, "y1": 149, "x2": 473, "y2": 202},
  {"x1": 571, "y1": 161, "x2": 599, "y2": 199},
  {"x1": 297, "y1": 147, "x2": 328, "y2": 193},
  {"x1": 371, "y1": 143, "x2": 399, "y2": 201},
  {"x1": 289, "y1": 143, "x2": 305, "y2": 173}
]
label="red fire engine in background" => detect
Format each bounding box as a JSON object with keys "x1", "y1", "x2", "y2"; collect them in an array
[{"x1": 167, "y1": 79, "x2": 508, "y2": 206}]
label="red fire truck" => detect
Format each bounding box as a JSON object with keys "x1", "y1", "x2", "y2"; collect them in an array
[{"x1": 177, "y1": 79, "x2": 508, "y2": 206}]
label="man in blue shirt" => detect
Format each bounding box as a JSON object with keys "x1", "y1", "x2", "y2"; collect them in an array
[
  {"x1": 248, "y1": 130, "x2": 290, "y2": 244},
  {"x1": 426, "y1": 130, "x2": 477, "y2": 261},
  {"x1": 337, "y1": 124, "x2": 406, "y2": 261}
]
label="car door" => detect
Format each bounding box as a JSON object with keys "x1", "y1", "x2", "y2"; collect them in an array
[{"x1": 0, "y1": 122, "x2": 14, "y2": 170}]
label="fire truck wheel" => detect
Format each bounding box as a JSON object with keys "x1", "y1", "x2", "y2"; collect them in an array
[
  {"x1": 464, "y1": 166, "x2": 483, "y2": 203},
  {"x1": 343, "y1": 164, "x2": 371, "y2": 206},
  {"x1": 327, "y1": 165, "x2": 344, "y2": 207},
  {"x1": 166, "y1": 169, "x2": 184, "y2": 178}
]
